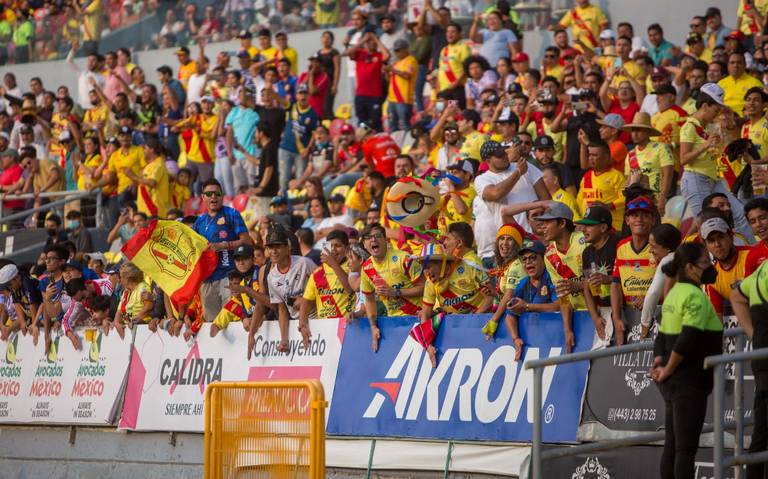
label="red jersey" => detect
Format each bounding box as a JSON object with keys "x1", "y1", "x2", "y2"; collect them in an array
[
  {"x1": 0, "y1": 163, "x2": 23, "y2": 209},
  {"x1": 352, "y1": 49, "x2": 384, "y2": 97},
  {"x1": 297, "y1": 71, "x2": 329, "y2": 118},
  {"x1": 338, "y1": 141, "x2": 361, "y2": 168},
  {"x1": 362, "y1": 133, "x2": 400, "y2": 177},
  {"x1": 608, "y1": 99, "x2": 640, "y2": 144},
  {"x1": 746, "y1": 241, "x2": 768, "y2": 276}
]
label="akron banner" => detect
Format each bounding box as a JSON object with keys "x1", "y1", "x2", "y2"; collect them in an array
[
  {"x1": 327, "y1": 312, "x2": 595, "y2": 443},
  {"x1": 118, "y1": 319, "x2": 344, "y2": 431},
  {"x1": 0, "y1": 328, "x2": 133, "y2": 424}
]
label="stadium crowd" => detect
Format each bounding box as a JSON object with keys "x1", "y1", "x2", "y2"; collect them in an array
[{"x1": 4, "y1": 0, "x2": 768, "y2": 477}]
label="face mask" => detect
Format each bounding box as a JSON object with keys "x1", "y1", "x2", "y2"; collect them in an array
[
  {"x1": 316, "y1": 140, "x2": 329, "y2": 148},
  {"x1": 543, "y1": 110, "x2": 556, "y2": 119},
  {"x1": 700, "y1": 265, "x2": 718, "y2": 285},
  {"x1": 435, "y1": 101, "x2": 445, "y2": 113},
  {"x1": 67, "y1": 220, "x2": 80, "y2": 230},
  {"x1": 47, "y1": 228, "x2": 57, "y2": 237}
]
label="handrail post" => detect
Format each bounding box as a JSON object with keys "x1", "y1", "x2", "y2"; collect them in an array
[
  {"x1": 714, "y1": 363, "x2": 725, "y2": 479},
  {"x1": 735, "y1": 334, "x2": 745, "y2": 479},
  {"x1": 532, "y1": 366, "x2": 543, "y2": 479},
  {"x1": 95, "y1": 191, "x2": 103, "y2": 228}
]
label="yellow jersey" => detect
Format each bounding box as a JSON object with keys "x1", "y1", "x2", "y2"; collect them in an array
[
  {"x1": 178, "y1": 60, "x2": 197, "y2": 88},
  {"x1": 680, "y1": 117, "x2": 719, "y2": 179},
  {"x1": 137, "y1": 158, "x2": 170, "y2": 218},
  {"x1": 360, "y1": 248, "x2": 422, "y2": 316},
  {"x1": 612, "y1": 236, "x2": 654, "y2": 302},
  {"x1": 387, "y1": 55, "x2": 418, "y2": 105},
  {"x1": 171, "y1": 181, "x2": 191, "y2": 209},
  {"x1": 718, "y1": 74, "x2": 764, "y2": 116},
  {"x1": 609, "y1": 60, "x2": 644, "y2": 89},
  {"x1": 526, "y1": 118, "x2": 566, "y2": 162},
  {"x1": 742, "y1": 116, "x2": 768, "y2": 159},
  {"x1": 274, "y1": 47, "x2": 299, "y2": 75},
  {"x1": 179, "y1": 114, "x2": 217, "y2": 165},
  {"x1": 543, "y1": 232, "x2": 588, "y2": 310},
  {"x1": 542, "y1": 64, "x2": 563, "y2": 80},
  {"x1": 108, "y1": 145, "x2": 146, "y2": 193},
  {"x1": 706, "y1": 247, "x2": 750, "y2": 314},
  {"x1": 423, "y1": 260, "x2": 489, "y2": 314},
  {"x1": 576, "y1": 168, "x2": 626, "y2": 230},
  {"x1": 558, "y1": 4, "x2": 607, "y2": 49},
  {"x1": 76, "y1": 153, "x2": 102, "y2": 191},
  {"x1": 553, "y1": 188, "x2": 581, "y2": 221},
  {"x1": 500, "y1": 258, "x2": 526, "y2": 293},
  {"x1": 460, "y1": 130, "x2": 487, "y2": 161},
  {"x1": 439, "y1": 184, "x2": 476, "y2": 231},
  {"x1": 84, "y1": 105, "x2": 109, "y2": 134},
  {"x1": 652, "y1": 105, "x2": 688, "y2": 158},
  {"x1": 303, "y1": 262, "x2": 356, "y2": 319},
  {"x1": 624, "y1": 141, "x2": 675, "y2": 196},
  {"x1": 738, "y1": 0, "x2": 768, "y2": 35},
  {"x1": 438, "y1": 42, "x2": 471, "y2": 91}
]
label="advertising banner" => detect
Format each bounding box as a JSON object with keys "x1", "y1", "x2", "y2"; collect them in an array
[
  {"x1": 0, "y1": 328, "x2": 133, "y2": 424},
  {"x1": 583, "y1": 314, "x2": 752, "y2": 432},
  {"x1": 327, "y1": 312, "x2": 595, "y2": 443},
  {"x1": 119, "y1": 319, "x2": 344, "y2": 431}
]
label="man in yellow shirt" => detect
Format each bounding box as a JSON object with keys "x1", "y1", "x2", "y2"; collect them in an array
[
  {"x1": 609, "y1": 36, "x2": 644, "y2": 88},
  {"x1": 301, "y1": 230, "x2": 356, "y2": 320},
  {"x1": 175, "y1": 46, "x2": 197, "y2": 89},
  {"x1": 542, "y1": 164, "x2": 581, "y2": 220},
  {"x1": 108, "y1": 126, "x2": 145, "y2": 196},
  {"x1": 439, "y1": 160, "x2": 476, "y2": 231},
  {"x1": 624, "y1": 111, "x2": 675, "y2": 212},
  {"x1": 83, "y1": 89, "x2": 109, "y2": 137},
  {"x1": 718, "y1": 51, "x2": 763, "y2": 116},
  {"x1": 742, "y1": 86, "x2": 768, "y2": 158},
  {"x1": 437, "y1": 22, "x2": 471, "y2": 109},
  {"x1": 274, "y1": 32, "x2": 299, "y2": 76},
  {"x1": 126, "y1": 137, "x2": 169, "y2": 218},
  {"x1": 685, "y1": 32, "x2": 712, "y2": 62},
  {"x1": 577, "y1": 140, "x2": 626, "y2": 230},
  {"x1": 553, "y1": 0, "x2": 608, "y2": 50},
  {"x1": 386, "y1": 39, "x2": 418, "y2": 132},
  {"x1": 237, "y1": 30, "x2": 259, "y2": 59}
]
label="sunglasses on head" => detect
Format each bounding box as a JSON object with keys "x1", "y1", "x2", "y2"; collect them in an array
[
  {"x1": 203, "y1": 190, "x2": 223, "y2": 197},
  {"x1": 628, "y1": 199, "x2": 651, "y2": 210}
]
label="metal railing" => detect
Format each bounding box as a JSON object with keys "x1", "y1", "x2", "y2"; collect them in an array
[
  {"x1": 525, "y1": 327, "x2": 747, "y2": 479},
  {"x1": 0, "y1": 189, "x2": 103, "y2": 228},
  {"x1": 706, "y1": 343, "x2": 768, "y2": 479}
]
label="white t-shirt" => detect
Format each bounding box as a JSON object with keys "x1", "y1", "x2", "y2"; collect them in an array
[
  {"x1": 314, "y1": 214, "x2": 354, "y2": 250},
  {"x1": 473, "y1": 162, "x2": 542, "y2": 258},
  {"x1": 186, "y1": 73, "x2": 208, "y2": 105},
  {"x1": 267, "y1": 255, "x2": 317, "y2": 320}
]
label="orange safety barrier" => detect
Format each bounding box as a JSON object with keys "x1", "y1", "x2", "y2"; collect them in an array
[{"x1": 204, "y1": 380, "x2": 327, "y2": 479}]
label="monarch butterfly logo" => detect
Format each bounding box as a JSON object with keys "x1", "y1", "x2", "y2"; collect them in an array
[
  {"x1": 47, "y1": 336, "x2": 61, "y2": 364},
  {"x1": 5, "y1": 333, "x2": 19, "y2": 364}
]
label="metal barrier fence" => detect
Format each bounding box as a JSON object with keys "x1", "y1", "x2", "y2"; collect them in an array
[
  {"x1": 0, "y1": 189, "x2": 103, "y2": 228},
  {"x1": 525, "y1": 328, "x2": 749, "y2": 479},
  {"x1": 706, "y1": 345, "x2": 768, "y2": 479},
  {"x1": 204, "y1": 380, "x2": 327, "y2": 479}
]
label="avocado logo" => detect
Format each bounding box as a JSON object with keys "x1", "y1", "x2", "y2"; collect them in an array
[
  {"x1": 88, "y1": 332, "x2": 102, "y2": 363},
  {"x1": 5, "y1": 333, "x2": 18, "y2": 364},
  {"x1": 47, "y1": 336, "x2": 60, "y2": 364}
]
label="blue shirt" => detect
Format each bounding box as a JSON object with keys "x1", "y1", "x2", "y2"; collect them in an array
[
  {"x1": 512, "y1": 270, "x2": 557, "y2": 309},
  {"x1": 225, "y1": 106, "x2": 260, "y2": 163},
  {"x1": 277, "y1": 75, "x2": 297, "y2": 104},
  {"x1": 161, "y1": 79, "x2": 186, "y2": 113},
  {"x1": 193, "y1": 206, "x2": 248, "y2": 282},
  {"x1": 647, "y1": 39, "x2": 676, "y2": 66},
  {"x1": 279, "y1": 103, "x2": 318, "y2": 154},
  {"x1": 479, "y1": 28, "x2": 517, "y2": 66}
]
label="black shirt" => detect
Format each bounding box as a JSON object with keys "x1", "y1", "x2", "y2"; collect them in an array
[
  {"x1": 565, "y1": 112, "x2": 600, "y2": 174},
  {"x1": 255, "y1": 105, "x2": 286, "y2": 144},
  {"x1": 582, "y1": 232, "x2": 622, "y2": 305},
  {"x1": 316, "y1": 48, "x2": 340, "y2": 83},
  {"x1": 255, "y1": 139, "x2": 280, "y2": 197}
]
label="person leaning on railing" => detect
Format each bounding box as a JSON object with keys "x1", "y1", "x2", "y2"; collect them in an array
[{"x1": 649, "y1": 242, "x2": 724, "y2": 479}]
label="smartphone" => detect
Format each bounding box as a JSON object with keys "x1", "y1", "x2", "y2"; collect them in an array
[{"x1": 572, "y1": 101, "x2": 589, "y2": 112}]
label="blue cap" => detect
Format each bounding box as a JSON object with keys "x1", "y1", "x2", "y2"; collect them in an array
[
  {"x1": 518, "y1": 239, "x2": 546, "y2": 256},
  {"x1": 270, "y1": 196, "x2": 287, "y2": 206}
]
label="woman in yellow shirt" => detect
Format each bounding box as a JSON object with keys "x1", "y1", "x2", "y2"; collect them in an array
[
  {"x1": 114, "y1": 262, "x2": 154, "y2": 338},
  {"x1": 680, "y1": 83, "x2": 752, "y2": 240}
]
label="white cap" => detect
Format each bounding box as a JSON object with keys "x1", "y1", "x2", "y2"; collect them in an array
[
  {"x1": 700, "y1": 217, "x2": 730, "y2": 240},
  {"x1": 700, "y1": 83, "x2": 725, "y2": 106},
  {"x1": 59, "y1": 130, "x2": 72, "y2": 142},
  {"x1": 599, "y1": 29, "x2": 616, "y2": 40},
  {"x1": 0, "y1": 264, "x2": 18, "y2": 285}
]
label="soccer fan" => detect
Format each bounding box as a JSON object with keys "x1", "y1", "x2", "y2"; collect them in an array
[
  {"x1": 745, "y1": 198, "x2": 768, "y2": 275},
  {"x1": 718, "y1": 51, "x2": 763, "y2": 116},
  {"x1": 439, "y1": 160, "x2": 476, "y2": 231},
  {"x1": 576, "y1": 140, "x2": 625, "y2": 231},
  {"x1": 534, "y1": 135, "x2": 577, "y2": 196},
  {"x1": 622, "y1": 112, "x2": 675, "y2": 212},
  {"x1": 552, "y1": 0, "x2": 608, "y2": 50},
  {"x1": 436, "y1": 22, "x2": 471, "y2": 109},
  {"x1": 611, "y1": 196, "x2": 656, "y2": 345},
  {"x1": 358, "y1": 124, "x2": 400, "y2": 179},
  {"x1": 385, "y1": 39, "x2": 418, "y2": 132},
  {"x1": 344, "y1": 32, "x2": 388, "y2": 131},
  {"x1": 541, "y1": 164, "x2": 580, "y2": 221},
  {"x1": 741, "y1": 87, "x2": 768, "y2": 156},
  {"x1": 360, "y1": 223, "x2": 424, "y2": 352},
  {"x1": 278, "y1": 83, "x2": 317, "y2": 192},
  {"x1": 700, "y1": 217, "x2": 749, "y2": 316},
  {"x1": 640, "y1": 224, "x2": 682, "y2": 339},
  {"x1": 595, "y1": 114, "x2": 629, "y2": 172},
  {"x1": 535, "y1": 201, "x2": 587, "y2": 352}
]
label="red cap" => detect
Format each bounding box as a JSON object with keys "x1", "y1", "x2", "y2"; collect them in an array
[
  {"x1": 726, "y1": 30, "x2": 746, "y2": 42},
  {"x1": 340, "y1": 123, "x2": 354, "y2": 134},
  {"x1": 511, "y1": 52, "x2": 530, "y2": 63},
  {"x1": 650, "y1": 66, "x2": 670, "y2": 80}
]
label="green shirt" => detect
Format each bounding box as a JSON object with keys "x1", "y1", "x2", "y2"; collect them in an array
[
  {"x1": 660, "y1": 281, "x2": 723, "y2": 335},
  {"x1": 0, "y1": 21, "x2": 11, "y2": 46},
  {"x1": 739, "y1": 261, "x2": 768, "y2": 306},
  {"x1": 12, "y1": 20, "x2": 32, "y2": 47}
]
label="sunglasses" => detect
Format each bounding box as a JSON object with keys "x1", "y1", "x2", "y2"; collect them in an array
[
  {"x1": 627, "y1": 199, "x2": 651, "y2": 210},
  {"x1": 203, "y1": 190, "x2": 223, "y2": 197}
]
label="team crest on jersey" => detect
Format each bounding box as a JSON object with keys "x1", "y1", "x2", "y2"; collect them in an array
[
  {"x1": 392, "y1": 255, "x2": 398, "y2": 262},
  {"x1": 218, "y1": 231, "x2": 227, "y2": 239},
  {"x1": 541, "y1": 285, "x2": 548, "y2": 296},
  {"x1": 578, "y1": 236, "x2": 586, "y2": 245},
  {"x1": 457, "y1": 266, "x2": 464, "y2": 274}
]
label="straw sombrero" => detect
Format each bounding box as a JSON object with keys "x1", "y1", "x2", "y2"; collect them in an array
[{"x1": 621, "y1": 112, "x2": 662, "y2": 136}]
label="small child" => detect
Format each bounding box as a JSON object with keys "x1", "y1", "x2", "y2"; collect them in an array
[
  {"x1": 62, "y1": 278, "x2": 91, "y2": 351},
  {"x1": 171, "y1": 168, "x2": 192, "y2": 210},
  {"x1": 88, "y1": 295, "x2": 113, "y2": 335},
  {"x1": 211, "y1": 270, "x2": 247, "y2": 337},
  {"x1": 0, "y1": 286, "x2": 22, "y2": 341}
]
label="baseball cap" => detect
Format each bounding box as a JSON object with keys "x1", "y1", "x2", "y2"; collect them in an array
[
  {"x1": 686, "y1": 32, "x2": 703, "y2": 45},
  {"x1": 238, "y1": 29, "x2": 252, "y2": 39},
  {"x1": 575, "y1": 206, "x2": 613, "y2": 226},
  {"x1": 596, "y1": 113, "x2": 625, "y2": 130},
  {"x1": 533, "y1": 135, "x2": 555, "y2": 150},
  {"x1": 63, "y1": 260, "x2": 84, "y2": 272},
  {"x1": 85, "y1": 252, "x2": 106, "y2": 264},
  {"x1": 0, "y1": 132, "x2": 9, "y2": 141},
  {"x1": 380, "y1": 13, "x2": 395, "y2": 22},
  {"x1": 59, "y1": 130, "x2": 72, "y2": 142},
  {"x1": 175, "y1": 46, "x2": 190, "y2": 55},
  {"x1": 626, "y1": 196, "x2": 654, "y2": 213},
  {"x1": 340, "y1": 123, "x2": 354, "y2": 134},
  {"x1": 511, "y1": 52, "x2": 529, "y2": 63},
  {"x1": 329, "y1": 193, "x2": 346, "y2": 203},
  {"x1": 519, "y1": 239, "x2": 546, "y2": 256},
  {"x1": 725, "y1": 30, "x2": 746, "y2": 42},
  {"x1": 118, "y1": 125, "x2": 132, "y2": 135},
  {"x1": 599, "y1": 29, "x2": 616, "y2": 40},
  {"x1": 700, "y1": 83, "x2": 726, "y2": 106},
  {"x1": 105, "y1": 265, "x2": 121, "y2": 275},
  {"x1": 496, "y1": 108, "x2": 519, "y2": 125},
  {"x1": 534, "y1": 201, "x2": 574, "y2": 222},
  {"x1": 700, "y1": 217, "x2": 731, "y2": 240},
  {"x1": 233, "y1": 244, "x2": 255, "y2": 259},
  {"x1": 296, "y1": 83, "x2": 309, "y2": 93},
  {"x1": 652, "y1": 83, "x2": 677, "y2": 96},
  {"x1": 447, "y1": 159, "x2": 475, "y2": 175},
  {"x1": 201, "y1": 95, "x2": 215, "y2": 103},
  {"x1": 265, "y1": 227, "x2": 291, "y2": 246},
  {"x1": 650, "y1": 66, "x2": 669, "y2": 80},
  {"x1": 237, "y1": 49, "x2": 252, "y2": 58},
  {"x1": 270, "y1": 195, "x2": 287, "y2": 206},
  {"x1": 107, "y1": 136, "x2": 119, "y2": 146},
  {"x1": 2, "y1": 148, "x2": 18, "y2": 158},
  {"x1": 480, "y1": 140, "x2": 506, "y2": 161},
  {"x1": 393, "y1": 38, "x2": 409, "y2": 51},
  {"x1": 308, "y1": 53, "x2": 320, "y2": 62},
  {"x1": 19, "y1": 124, "x2": 33, "y2": 134},
  {"x1": 0, "y1": 264, "x2": 18, "y2": 285}
]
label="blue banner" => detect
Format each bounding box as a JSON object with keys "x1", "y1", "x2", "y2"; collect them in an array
[{"x1": 327, "y1": 312, "x2": 595, "y2": 443}]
